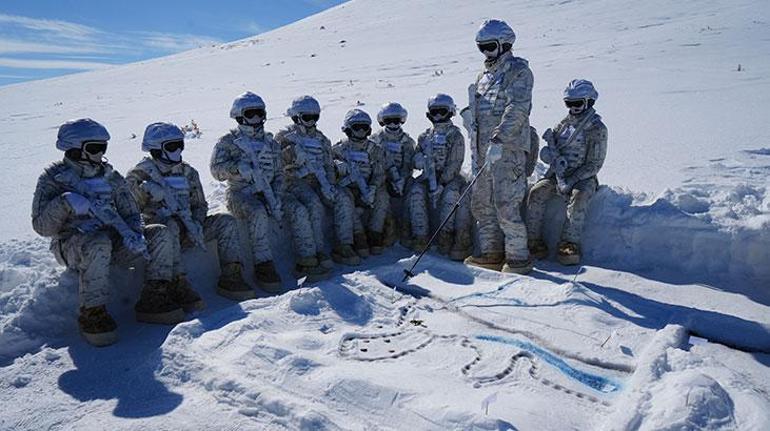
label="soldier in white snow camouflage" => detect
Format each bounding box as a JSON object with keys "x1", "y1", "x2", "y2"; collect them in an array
[
  {"x1": 370, "y1": 102, "x2": 416, "y2": 247},
  {"x1": 527, "y1": 79, "x2": 608, "y2": 265},
  {"x1": 31, "y1": 118, "x2": 181, "y2": 346},
  {"x1": 407, "y1": 94, "x2": 472, "y2": 260},
  {"x1": 463, "y1": 19, "x2": 534, "y2": 274},
  {"x1": 212, "y1": 93, "x2": 330, "y2": 290},
  {"x1": 127, "y1": 122, "x2": 254, "y2": 304},
  {"x1": 276, "y1": 96, "x2": 360, "y2": 266},
  {"x1": 332, "y1": 109, "x2": 390, "y2": 258}
]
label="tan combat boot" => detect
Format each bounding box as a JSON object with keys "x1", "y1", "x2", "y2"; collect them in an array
[
  {"x1": 316, "y1": 251, "x2": 334, "y2": 270},
  {"x1": 382, "y1": 215, "x2": 397, "y2": 247},
  {"x1": 501, "y1": 258, "x2": 534, "y2": 275},
  {"x1": 464, "y1": 252, "x2": 505, "y2": 271},
  {"x1": 295, "y1": 255, "x2": 330, "y2": 282},
  {"x1": 332, "y1": 243, "x2": 361, "y2": 266},
  {"x1": 557, "y1": 241, "x2": 581, "y2": 266},
  {"x1": 353, "y1": 232, "x2": 370, "y2": 258},
  {"x1": 135, "y1": 280, "x2": 185, "y2": 325},
  {"x1": 528, "y1": 238, "x2": 549, "y2": 260},
  {"x1": 368, "y1": 230, "x2": 384, "y2": 255},
  {"x1": 255, "y1": 261, "x2": 282, "y2": 294},
  {"x1": 217, "y1": 262, "x2": 256, "y2": 301},
  {"x1": 169, "y1": 274, "x2": 205, "y2": 312},
  {"x1": 78, "y1": 305, "x2": 117, "y2": 347}
]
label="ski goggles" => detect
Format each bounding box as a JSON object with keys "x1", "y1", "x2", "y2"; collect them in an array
[
  {"x1": 82, "y1": 140, "x2": 108, "y2": 155},
  {"x1": 162, "y1": 139, "x2": 185, "y2": 152},
  {"x1": 565, "y1": 99, "x2": 586, "y2": 108},
  {"x1": 382, "y1": 117, "x2": 403, "y2": 126},
  {"x1": 242, "y1": 108, "x2": 266, "y2": 119},
  {"x1": 350, "y1": 123, "x2": 371, "y2": 133},
  {"x1": 428, "y1": 107, "x2": 450, "y2": 118},
  {"x1": 477, "y1": 40, "x2": 499, "y2": 53},
  {"x1": 300, "y1": 113, "x2": 320, "y2": 122}
]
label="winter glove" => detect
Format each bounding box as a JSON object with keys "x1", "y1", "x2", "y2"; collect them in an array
[
  {"x1": 334, "y1": 160, "x2": 349, "y2": 177},
  {"x1": 540, "y1": 146, "x2": 555, "y2": 164},
  {"x1": 486, "y1": 143, "x2": 503, "y2": 164},
  {"x1": 63, "y1": 192, "x2": 91, "y2": 216},
  {"x1": 413, "y1": 153, "x2": 425, "y2": 170},
  {"x1": 140, "y1": 180, "x2": 165, "y2": 202},
  {"x1": 392, "y1": 176, "x2": 405, "y2": 196},
  {"x1": 542, "y1": 128, "x2": 555, "y2": 146}
]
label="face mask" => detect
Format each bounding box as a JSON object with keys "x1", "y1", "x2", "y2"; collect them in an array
[
  {"x1": 81, "y1": 141, "x2": 107, "y2": 165},
  {"x1": 239, "y1": 123, "x2": 263, "y2": 138},
  {"x1": 163, "y1": 148, "x2": 183, "y2": 163},
  {"x1": 565, "y1": 99, "x2": 587, "y2": 116},
  {"x1": 349, "y1": 123, "x2": 371, "y2": 140},
  {"x1": 385, "y1": 123, "x2": 402, "y2": 132},
  {"x1": 160, "y1": 140, "x2": 184, "y2": 164}
]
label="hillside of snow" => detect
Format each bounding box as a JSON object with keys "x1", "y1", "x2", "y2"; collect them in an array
[{"x1": 0, "y1": 0, "x2": 769, "y2": 429}]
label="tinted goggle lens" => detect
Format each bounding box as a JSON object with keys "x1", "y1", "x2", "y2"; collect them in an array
[
  {"x1": 350, "y1": 123, "x2": 371, "y2": 132},
  {"x1": 162, "y1": 139, "x2": 184, "y2": 152},
  {"x1": 82, "y1": 141, "x2": 108, "y2": 155},
  {"x1": 383, "y1": 117, "x2": 402, "y2": 125},
  {"x1": 477, "y1": 41, "x2": 499, "y2": 53},
  {"x1": 565, "y1": 99, "x2": 585, "y2": 108},
  {"x1": 429, "y1": 108, "x2": 449, "y2": 117},
  {"x1": 301, "y1": 113, "x2": 320, "y2": 122},
  {"x1": 243, "y1": 108, "x2": 265, "y2": 119}
]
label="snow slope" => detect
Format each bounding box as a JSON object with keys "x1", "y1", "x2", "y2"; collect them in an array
[{"x1": 0, "y1": 0, "x2": 769, "y2": 429}]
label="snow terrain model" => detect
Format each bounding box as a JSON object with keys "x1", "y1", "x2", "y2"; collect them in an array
[{"x1": 1, "y1": 0, "x2": 769, "y2": 430}]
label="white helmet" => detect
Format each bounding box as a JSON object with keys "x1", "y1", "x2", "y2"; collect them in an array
[
  {"x1": 287, "y1": 95, "x2": 321, "y2": 117},
  {"x1": 56, "y1": 118, "x2": 110, "y2": 152},
  {"x1": 475, "y1": 19, "x2": 516, "y2": 48},
  {"x1": 142, "y1": 122, "x2": 184, "y2": 152},
  {"x1": 342, "y1": 108, "x2": 372, "y2": 129},
  {"x1": 230, "y1": 91, "x2": 266, "y2": 119},
  {"x1": 377, "y1": 102, "x2": 408, "y2": 125},
  {"x1": 427, "y1": 93, "x2": 456, "y2": 114},
  {"x1": 563, "y1": 79, "x2": 599, "y2": 102}
]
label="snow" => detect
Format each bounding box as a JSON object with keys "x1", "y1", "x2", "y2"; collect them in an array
[{"x1": 0, "y1": 0, "x2": 769, "y2": 429}]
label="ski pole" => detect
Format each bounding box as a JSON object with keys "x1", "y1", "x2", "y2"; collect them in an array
[{"x1": 401, "y1": 158, "x2": 490, "y2": 283}]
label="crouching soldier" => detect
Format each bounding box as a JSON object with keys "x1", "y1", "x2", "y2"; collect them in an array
[
  {"x1": 527, "y1": 79, "x2": 608, "y2": 265},
  {"x1": 276, "y1": 96, "x2": 358, "y2": 266},
  {"x1": 371, "y1": 102, "x2": 416, "y2": 248},
  {"x1": 127, "y1": 122, "x2": 252, "y2": 304},
  {"x1": 332, "y1": 109, "x2": 390, "y2": 258},
  {"x1": 407, "y1": 94, "x2": 472, "y2": 260},
  {"x1": 32, "y1": 119, "x2": 181, "y2": 347}
]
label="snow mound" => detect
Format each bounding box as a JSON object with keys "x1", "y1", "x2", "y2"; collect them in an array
[{"x1": 644, "y1": 371, "x2": 735, "y2": 431}]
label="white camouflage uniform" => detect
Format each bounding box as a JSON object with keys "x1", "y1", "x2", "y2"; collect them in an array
[
  {"x1": 211, "y1": 128, "x2": 312, "y2": 263},
  {"x1": 332, "y1": 136, "x2": 389, "y2": 239},
  {"x1": 407, "y1": 122, "x2": 472, "y2": 247},
  {"x1": 276, "y1": 124, "x2": 355, "y2": 246},
  {"x1": 469, "y1": 40, "x2": 534, "y2": 261},
  {"x1": 527, "y1": 109, "x2": 608, "y2": 245},
  {"x1": 127, "y1": 156, "x2": 242, "y2": 276},
  {"x1": 32, "y1": 158, "x2": 173, "y2": 308},
  {"x1": 371, "y1": 127, "x2": 416, "y2": 236}
]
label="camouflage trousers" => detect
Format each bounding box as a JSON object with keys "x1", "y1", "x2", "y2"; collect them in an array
[
  {"x1": 163, "y1": 214, "x2": 242, "y2": 276},
  {"x1": 407, "y1": 176, "x2": 472, "y2": 245},
  {"x1": 57, "y1": 224, "x2": 173, "y2": 308},
  {"x1": 227, "y1": 187, "x2": 316, "y2": 263},
  {"x1": 471, "y1": 160, "x2": 529, "y2": 260},
  {"x1": 287, "y1": 179, "x2": 354, "y2": 249},
  {"x1": 337, "y1": 184, "x2": 389, "y2": 239},
  {"x1": 526, "y1": 176, "x2": 597, "y2": 245}
]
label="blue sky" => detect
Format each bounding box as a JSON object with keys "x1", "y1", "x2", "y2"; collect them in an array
[{"x1": 0, "y1": 0, "x2": 347, "y2": 87}]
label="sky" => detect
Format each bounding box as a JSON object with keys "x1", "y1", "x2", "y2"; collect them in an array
[{"x1": 0, "y1": 0, "x2": 347, "y2": 87}]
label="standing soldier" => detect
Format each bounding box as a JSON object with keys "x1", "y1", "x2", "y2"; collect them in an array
[
  {"x1": 463, "y1": 19, "x2": 534, "y2": 274},
  {"x1": 127, "y1": 122, "x2": 252, "y2": 303},
  {"x1": 370, "y1": 102, "x2": 416, "y2": 248},
  {"x1": 32, "y1": 118, "x2": 181, "y2": 346},
  {"x1": 275, "y1": 96, "x2": 359, "y2": 266},
  {"x1": 527, "y1": 79, "x2": 607, "y2": 265},
  {"x1": 332, "y1": 109, "x2": 390, "y2": 257},
  {"x1": 407, "y1": 94, "x2": 472, "y2": 261}
]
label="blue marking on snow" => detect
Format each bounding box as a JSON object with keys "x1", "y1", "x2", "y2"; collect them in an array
[
  {"x1": 450, "y1": 283, "x2": 525, "y2": 306},
  {"x1": 475, "y1": 334, "x2": 622, "y2": 393}
]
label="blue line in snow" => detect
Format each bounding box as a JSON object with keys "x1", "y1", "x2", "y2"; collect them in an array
[{"x1": 475, "y1": 334, "x2": 622, "y2": 393}]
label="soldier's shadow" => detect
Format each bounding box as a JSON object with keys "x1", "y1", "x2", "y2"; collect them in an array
[{"x1": 57, "y1": 324, "x2": 183, "y2": 418}]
